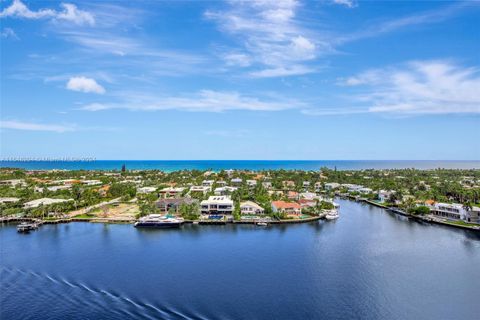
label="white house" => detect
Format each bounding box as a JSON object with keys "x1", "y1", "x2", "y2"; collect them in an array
[
  {"x1": 240, "y1": 201, "x2": 264, "y2": 215},
  {"x1": 262, "y1": 181, "x2": 273, "y2": 189},
  {"x1": 82, "y1": 180, "x2": 102, "y2": 186},
  {"x1": 214, "y1": 186, "x2": 238, "y2": 196},
  {"x1": 246, "y1": 180, "x2": 257, "y2": 187},
  {"x1": 377, "y1": 190, "x2": 394, "y2": 203},
  {"x1": 190, "y1": 186, "x2": 210, "y2": 195},
  {"x1": 428, "y1": 202, "x2": 480, "y2": 224},
  {"x1": 231, "y1": 178, "x2": 243, "y2": 186},
  {"x1": 359, "y1": 187, "x2": 373, "y2": 194},
  {"x1": 47, "y1": 185, "x2": 72, "y2": 192},
  {"x1": 24, "y1": 198, "x2": 73, "y2": 209},
  {"x1": 201, "y1": 196, "x2": 234, "y2": 215},
  {"x1": 202, "y1": 180, "x2": 215, "y2": 187},
  {"x1": 137, "y1": 186, "x2": 157, "y2": 194},
  {"x1": 0, "y1": 197, "x2": 20, "y2": 204},
  {"x1": 0, "y1": 179, "x2": 26, "y2": 187},
  {"x1": 324, "y1": 182, "x2": 340, "y2": 191}
]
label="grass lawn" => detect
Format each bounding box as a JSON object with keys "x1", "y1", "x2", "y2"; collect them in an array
[
  {"x1": 442, "y1": 220, "x2": 479, "y2": 227},
  {"x1": 74, "y1": 214, "x2": 95, "y2": 219}
]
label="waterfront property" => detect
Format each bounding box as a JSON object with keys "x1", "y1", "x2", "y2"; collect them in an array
[
  {"x1": 23, "y1": 198, "x2": 73, "y2": 209},
  {"x1": 271, "y1": 200, "x2": 301, "y2": 216},
  {"x1": 155, "y1": 198, "x2": 198, "y2": 213},
  {"x1": 240, "y1": 201, "x2": 264, "y2": 215},
  {"x1": 200, "y1": 196, "x2": 234, "y2": 215},
  {"x1": 428, "y1": 202, "x2": 480, "y2": 224}
]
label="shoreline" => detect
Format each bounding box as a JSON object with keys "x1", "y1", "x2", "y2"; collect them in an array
[
  {"x1": 0, "y1": 214, "x2": 324, "y2": 227},
  {"x1": 361, "y1": 199, "x2": 480, "y2": 232}
]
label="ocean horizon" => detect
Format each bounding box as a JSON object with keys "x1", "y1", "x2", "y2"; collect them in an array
[{"x1": 1, "y1": 160, "x2": 479, "y2": 171}]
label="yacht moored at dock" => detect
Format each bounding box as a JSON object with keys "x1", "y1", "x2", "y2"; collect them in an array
[
  {"x1": 325, "y1": 209, "x2": 339, "y2": 220},
  {"x1": 17, "y1": 222, "x2": 39, "y2": 233},
  {"x1": 134, "y1": 214, "x2": 184, "y2": 228}
]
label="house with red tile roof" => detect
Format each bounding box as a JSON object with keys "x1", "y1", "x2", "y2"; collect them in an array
[{"x1": 271, "y1": 200, "x2": 301, "y2": 215}]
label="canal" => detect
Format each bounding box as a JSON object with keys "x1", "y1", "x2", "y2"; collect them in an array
[{"x1": 1, "y1": 199, "x2": 479, "y2": 319}]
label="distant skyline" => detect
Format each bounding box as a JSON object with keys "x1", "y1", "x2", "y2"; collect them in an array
[{"x1": 1, "y1": 0, "x2": 479, "y2": 160}]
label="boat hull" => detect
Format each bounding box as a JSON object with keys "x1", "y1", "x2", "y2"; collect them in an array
[{"x1": 134, "y1": 222, "x2": 183, "y2": 228}]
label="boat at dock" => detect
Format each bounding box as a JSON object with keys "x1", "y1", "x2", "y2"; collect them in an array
[
  {"x1": 325, "y1": 209, "x2": 339, "y2": 220},
  {"x1": 17, "y1": 222, "x2": 39, "y2": 233},
  {"x1": 256, "y1": 222, "x2": 268, "y2": 227},
  {"x1": 134, "y1": 214, "x2": 184, "y2": 228}
]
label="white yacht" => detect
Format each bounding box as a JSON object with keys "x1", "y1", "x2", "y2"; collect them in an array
[
  {"x1": 325, "y1": 209, "x2": 339, "y2": 220},
  {"x1": 134, "y1": 214, "x2": 184, "y2": 228}
]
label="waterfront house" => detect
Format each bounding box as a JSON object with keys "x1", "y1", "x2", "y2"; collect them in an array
[
  {"x1": 240, "y1": 201, "x2": 264, "y2": 215},
  {"x1": 271, "y1": 200, "x2": 301, "y2": 216},
  {"x1": 299, "y1": 199, "x2": 317, "y2": 208},
  {"x1": 377, "y1": 190, "x2": 395, "y2": 203},
  {"x1": 156, "y1": 198, "x2": 198, "y2": 213},
  {"x1": 428, "y1": 202, "x2": 480, "y2": 224},
  {"x1": 24, "y1": 198, "x2": 73, "y2": 209},
  {"x1": 200, "y1": 196, "x2": 234, "y2": 215},
  {"x1": 359, "y1": 187, "x2": 373, "y2": 194}
]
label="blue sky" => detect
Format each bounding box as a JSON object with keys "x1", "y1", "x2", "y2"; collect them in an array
[{"x1": 1, "y1": 0, "x2": 479, "y2": 160}]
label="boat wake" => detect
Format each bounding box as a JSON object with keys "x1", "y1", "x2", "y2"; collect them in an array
[{"x1": 0, "y1": 265, "x2": 199, "y2": 320}]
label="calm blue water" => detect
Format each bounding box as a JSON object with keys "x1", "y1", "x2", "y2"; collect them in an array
[
  {"x1": 1, "y1": 160, "x2": 479, "y2": 171},
  {"x1": 1, "y1": 199, "x2": 479, "y2": 320}
]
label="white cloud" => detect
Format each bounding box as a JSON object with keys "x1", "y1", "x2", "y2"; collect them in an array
[
  {"x1": 341, "y1": 61, "x2": 480, "y2": 115},
  {"x1": 0, "y1": 120, "x2": 75, "y2": 133},
  {"x1": 55, "y1": 3, "x2": 95, "y2": 26},
  {"x1": 1, "y1": 27, "x2": 18, "y2": 39},
  {"x1": 66, "y1": 77, "x2": 105, "y2": 94},
  {"x1": 206, "y1": 0, "x2": 323, "y2": 77},
  {"x1": 332, "y1": 0, "x2": 357, "y2": 9},
  {"x1": 337, "y1": 2, "x2": 473, "y2": 44},
  {"x1": 81, "y1": 90, "x2": 301, "y2": 113},
  {"x1": 0, "y1": 0, "x2": 94, "y2": 26},
  {"x1": 250, "y1": 65, "x2": 315, "y2": 78}
]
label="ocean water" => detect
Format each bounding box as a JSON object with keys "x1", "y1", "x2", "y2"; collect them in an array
[
  {"x1": 1, "y1": 199, "x2": 479, "y2": 320},
  {"x1": 1, "y1": 160, "x2": 479, "y2": 171}
]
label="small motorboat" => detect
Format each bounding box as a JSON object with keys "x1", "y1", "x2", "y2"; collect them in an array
[{"x1": 256, "y1": 222, "x2": 268, "y2": 227}]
